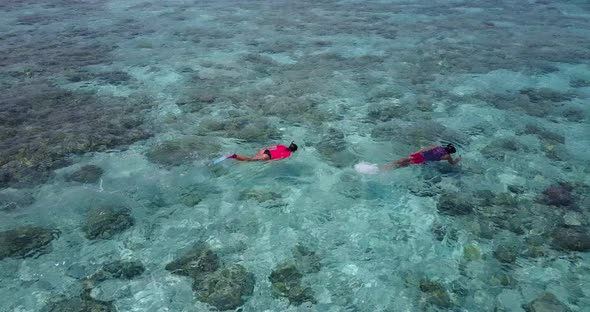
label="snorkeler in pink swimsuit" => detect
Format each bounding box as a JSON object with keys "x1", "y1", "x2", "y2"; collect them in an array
[
  {"x1": 383, "y1": 144, "x2": 461, "y2": 169},
  {"x1": 230, "y1": 141, "x2": 298, "y2": 161}
]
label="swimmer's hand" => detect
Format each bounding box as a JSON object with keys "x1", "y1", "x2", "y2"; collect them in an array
[{"x1": 449, "y1": 155, "x2": 461, "y2": 165}]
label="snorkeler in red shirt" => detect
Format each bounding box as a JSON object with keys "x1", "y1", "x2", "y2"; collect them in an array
[{"x1": 229, "y1": 141, "x2": 298, "y2": 162}]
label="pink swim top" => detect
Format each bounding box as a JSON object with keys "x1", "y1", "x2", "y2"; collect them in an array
[{"x1": 269, "y1": 145, "x2": 291, "y2": 160}]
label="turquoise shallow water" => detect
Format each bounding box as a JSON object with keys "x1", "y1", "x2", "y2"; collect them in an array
[{"x1": 1, "y1": 0, "x2": 590, "y2": 311}]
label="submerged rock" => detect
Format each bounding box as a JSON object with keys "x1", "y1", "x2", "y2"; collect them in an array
[
  {"x1": 419, "y1": 279, "x2": 453, "y2": 309},
  {"x1": 523, "y1": 292, "x2": 570, "y2": 312},
  {"x1": 0, "y1": 85, "x2": 153, "y2": 189},
  {"x1": 371, "y1": 120, "x2": 447, "y2": 146},
  {"x1": 177, "y1": 92, "x2": 217, "y2": 113},
  {"x1": 177, "y1": 183, "x2": 219, "y2": 207},
  {"x1": 508, "y1": 185, "x2": 525, "y2": 194},
  {"x1": 146, "y1": 136, "x2": 220, "y2": 167},
  {"x1": 493, "y1": 244, "x2": 518, "y2": 264},
  {"x1": 228, "y1": 120, "x2": 282, "y2": 143},
  {"x1": 96, "y1": 70, "x2": 132, "y2": 85},
  {"x1": 409, "y1": 179, "x2": 442, "y2": 197},
  {"x1": 66, "y1": 263, "x2": 100, "y2": 280},
  {"x1": 269, "y1": 262, "x2": 316, "y2": 305},
  {"x1": 336, "y1": 171, "x2": 364, "y2": 199},
  {"x1": 491, "y1": 192, "x2": 519, "y2": 207},
  {"x1": 0, "y1": 226, "x2": 60, "y2": 260},
  {"x1": 165, "y1": 242, "x2": 218, "y2": 281},
  {"x1": 367, "y1": 102, "x2": 409, "y2": 121},
  {"x1": 491, "y1": 272, "x2": 517, "y2": 288},
  {"x1": 44, "y1": 289, "x2": 113, "y2": 312},
  {"x1": 432, "y1": 223, "x2": 459, "y2": 241},
  {"x1": 545, "y1": 143, "x2": 570, "y2": 161},
  {"x1": 551, "y1": 226, "x2": 590, "y2": 252},
  {"x1": 562, "y1": 106, "x2": 586, "y2": 122},
  {"x1": 480, "y1": 138, "x2": 524, "y2": 160},
  {"x1": 239, "y1": 189, "x2": 282, "y2": 203},
  {"x1": 316, "y1": 128, "x2": 357, "y2": 168},
  {"x1": 83, "y1": 206, "x2": 134, "y2": 240},
  {"x1": 469, "y1": 219, "x2": 496, "y2": 240},
  {"x1": 463, "y1": 245, "x2": 481, "y2": 261},
  {"x1": 523, "y1": 124, "x2": 565, "y2": 144},
  {"x1": 519, "y1": 88, "x2": 573, "y2": 103},
  {"x1": 193, "y1": 264, "x2": 255, "y2": 311},
  {"x1": 89, "y1": 260, "x2": 145, "y2": 283},
  {"x1": 437, "y1": 192, "x2": 473, "y2": 215},
  {"x1": 238, "y1": 188, "x2": 286, "y2": 209},
  {"x1": 540, "y1": 182, "x2": 576, "y2": 208},
  {"x1": 0, "y1": 189, "x2": 34, "y2": 211},
  {"x1": 292, "y1": 244, "x2": 322, "y2": 273},
  {"x1": 65, "y1": 165, "x2": 104, "y2": 183},
  {"x1": 199, "y1": 117, "x2": 281, "y2": 143}
]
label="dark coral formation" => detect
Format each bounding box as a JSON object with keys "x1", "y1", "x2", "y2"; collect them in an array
[
  {"x1": 165, "y1": 242, "x2": 255, "y2": 310},
  {"x1": 437, "y1": 192, "x2": 473, "y2": 216},
  {"x1": 419, "y1": 279, "x2": 453, "y2": 309},
  {"x1": 239, "y1": 189, "x2": 282, "y2": 203},
  {"x1": 523, "y1": 292, "x2": 570, "y2": 312},
  {"x1": 316, "y1": 128, "x2": 357, "y2": 168},
  {"x1": 247, "y1": 94, "x2": 334, "y2": 125},
  {"x1": 65, "y1": 165, "x2": 104, "y2": 184},
  {"x1": 431, "y1": 223, "x2": 458, "y2": 242},
  {"x1": 269, "y1": 262, "x2": 316, "y2": 305},
  {"x1": 199, "y1": 116, "x2": 281, "y2": 143},
  {"x1": 44, "y1": 289, "x2": 113, "y2": 312},
  {"x1": 551, "y1": 226, "x2": 590, "y2": 252},
  {"x1": 335, "y1": 171, "x2": 366, "y2": 200},
  {"x1": 176, "y1": 183, "x2": 220, "y2": 207},
  {"x1": 176, "y1": 90, "x2": 217, "y2": 113},
  {"x1": 0, "y1": 226, "x2": 60, "y2": 260},
  {"x1": 539, "y1": 182, "x2": 588, "y2": 209},
  {"x1": 165, "y1": 242, "x2": 219, "y2": 281},
  {"x1": 0, "y1": 189, "x2": 34, "y2": 212},
  {"x1": 83, "y1": 206, "x2": 134, "y2": 240},
  {"x1": 561, "y1": 106, "x2": 586, "y2": 122},
  {"x1": 519, "y1": 88, "x2": 574, "y2": 104},
  {"x1": 371, "y1": 120, "x2": 468, "y2": 147},
  {"x1": 89, "y1": 260, "x2": 146, "y2": 283},
  {"x1": 67, "y1": 70, "x2": 133, "y2": 85},
  {"x1": 146, "y1": 136, "x2": 220, "y2": 167},
  {"x1": 292, "y1": 244, "x2": 322, "y2": 274},
  {"x1": 2, "y1": 15, "x2": 113, "y2": 75},
  {"x1": 541, "y1": 183, "x2": 575, "y2": 207},
  {"x1": 0, "y1": 85, "x2": 152, "y2": 188},
  {"x1": 522, "y1": 124, "x2": 565, "y2": 145},
  {"x1": 493, "y1": 244, "x2": 519, "y2": 264},
  {"x1": 480, "y1": 138, "x2": 525, "y2": 160},
  {"x1": 367, "y1": 102, "x2": 409, "y2": 122},
  {"x1": 193, "y1": 264, "x2": 255, "y2": 311}
]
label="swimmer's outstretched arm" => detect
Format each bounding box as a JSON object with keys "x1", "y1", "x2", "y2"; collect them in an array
[
  {"x1": 231, "y1": 153, "x2": 270, "y2": 161},
  {"x1": 443, "y1": 154, "x2": 461, "y2": 165},
  {"x1": 416, "y1": 146, "x2": 437, "y2": 153}
]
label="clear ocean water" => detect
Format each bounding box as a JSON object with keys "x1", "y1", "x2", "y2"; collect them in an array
[{"x1": 1, "y1": 0, "x2": 590, "y2": 311}]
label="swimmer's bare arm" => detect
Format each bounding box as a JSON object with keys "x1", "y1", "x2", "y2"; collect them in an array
[
  {"x1": 442, "y1": 154, "x2": 461, "y2": 165},
  {"x1": 416, "y1": 146, "x2": 437, "y2": 153}
]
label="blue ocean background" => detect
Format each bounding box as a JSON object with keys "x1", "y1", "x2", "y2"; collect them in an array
[{"x1": 1, "y1": 0, "x2": 589, "y2": 311}]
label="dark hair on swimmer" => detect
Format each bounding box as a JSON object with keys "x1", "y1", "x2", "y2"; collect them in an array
[
  {"x1": 288, "y1": 142, "x2": 298, "y2": 152},
  {"x1": 444, "y1": 143, "x2": 456, "y2": 154}
]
